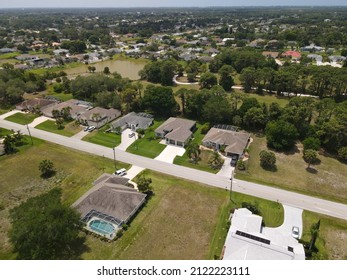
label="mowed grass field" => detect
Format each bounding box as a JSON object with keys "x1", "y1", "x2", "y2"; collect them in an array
[
  {"x1": 0, "y1": 138, "x2": 130, "y2": 259},
  {"x1": 82, "y1": 127, "x2": 121, "y2": 148},
  {"x1": 82, "y1": 170, "x2": 285, "y2": 260},
  {"x1": 35, "y1": 120, "x2": 82, "y2": 137},
  {"x1": 5, "y1": 112, "x2": 38, "y2": 125},
  {"x1": 236, "y1": 135, "x2": 347, "y2": 203}
]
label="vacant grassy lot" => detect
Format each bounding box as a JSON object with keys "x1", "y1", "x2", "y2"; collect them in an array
[
  {"x1": 83, "y1": 170, "x2": 284, "y2": 260},
  {"x1": 0, "y1": 138, "x2": 130, "y2": 259},
  {"x1": 83, "y1": 126, "x2": 121, "y2": 148},
  {"x1": 236, "y1": 135, "x2": 347, "y2": 203},
  {"x1": 302, "y1": 211, "x2": 347, "y2": 260},
  {"x1": 5, "y1": 112, "x2": 38, "y2": 125},
  {"x1": 246, "y1": 92, "x2": 290, "y2": 107},
  {"x1": 35, "y1": 120, "x2": 82, "y2": 137},
  {"x1": 126, "y1": 120, "x2": 166, "y2": 158}
]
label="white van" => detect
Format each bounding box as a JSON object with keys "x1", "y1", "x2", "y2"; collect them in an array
[{"x1": 114, "y1": 168, "x2": 127, "y2": 176}]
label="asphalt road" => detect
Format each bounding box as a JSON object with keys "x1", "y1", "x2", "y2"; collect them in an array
[{"x1": 1, "y1": 118, "x2": 347, "y2": 221}]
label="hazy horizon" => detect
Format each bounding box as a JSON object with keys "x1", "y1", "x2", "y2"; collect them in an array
[{"x1": 1, "y1": 0, "x2": 346, "y2": 8}]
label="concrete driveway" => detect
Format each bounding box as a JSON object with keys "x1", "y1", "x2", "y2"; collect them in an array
[
  {"x1": 117, "y1": 128, "x2": 137, "y2": 151},
  {"x1": 0, "y1": 109, "x2": 21, "y2": 119},
  {"x1": 217, "y1": 156, "x2": 234, "y2": 178},
  {"x1": 263, "y1": 205, "x2": 303, "y2": 242},
  {"x1": 28, "y1": 116, "x2": 53, "y2": 128},
  {"x1": 124, "y1": 165, "x2": 145, "y2": 180},
  {"x1": 155, "y1": 144, "x2": 185, "y2": 163}
]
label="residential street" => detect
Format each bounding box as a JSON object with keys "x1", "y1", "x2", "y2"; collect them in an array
[{"x1": 1, "y1": 118, "x2": 347, "y2": 221}]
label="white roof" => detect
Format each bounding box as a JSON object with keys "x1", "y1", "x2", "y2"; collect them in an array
[{"x1": 223, "y1": 208, "x2": 305, "y2": 260}]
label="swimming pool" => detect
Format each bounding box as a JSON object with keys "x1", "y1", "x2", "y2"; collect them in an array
[{"x1": 89, "y1": 219, "x2": 115, "y2": 235}]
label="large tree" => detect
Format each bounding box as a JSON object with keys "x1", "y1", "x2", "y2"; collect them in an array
[
  {"x1": 265, "y1": 120, "x2": 299, "y2": 151},
  {"x1": 142, "y1": 85, "x2": 178, "y2": 116},
  {"x1": 9, "y1": 188, "x2": 85, "y2": 259}
]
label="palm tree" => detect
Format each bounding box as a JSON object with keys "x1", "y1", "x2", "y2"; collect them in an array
[
  {"x1": 208, "y1": 151, "x2": 224, "y2": 169},
  {"x1": 186, "y1": 142, "x2": 201, "y2": 163},
  {"x1": 91, "y1": 113, "x2": 102, "y2": 128}
]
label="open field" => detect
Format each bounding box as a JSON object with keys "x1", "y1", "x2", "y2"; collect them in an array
[
  {"x1": 82, "y1": 126, "x2": 121, "y2": 148},
  {"x1": 35, "y1": 120, "x2": 82, "y2": 137},
  {"x1": 0, "y1": 132, "x2": 344, "y2": 260},
  {"x1": 82, "y1": 170, "x2": 284, "y2": 260},
  {"x1": 236, "y1": 135, "x2": 347, "y2": 204},
  {"x1": 5, "y1": 112, "x2": 38, "y2": 125},
  {"x1": 126, "y1": 120, "x2": 166, "y2": 158},
  {"x1": 245, "y1": 92, "x2": 290, "y2": 107},
  {"x1": 0, "y1": 137, "x2": 130, "y2": 259},
  {"x1": 302, "y1": 211, "x2": 347, "y2": 260}
]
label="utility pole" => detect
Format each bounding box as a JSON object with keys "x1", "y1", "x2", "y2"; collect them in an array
[
  {"x1": 230, "y1": 169, "x2": 234, "y2": 201},
  {"x1": 112, "y1": 147, "x2": 117, "y2": 169},
  {"x1": 26, "y1": 125, "x2": 33, "y2": 145}
]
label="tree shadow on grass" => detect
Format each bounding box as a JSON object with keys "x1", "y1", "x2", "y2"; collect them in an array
[
  {"x1": 261, "y1": 165, "x2": 278, "y2": 172},
  {"x1": 40, "y1": 170, "x2": 56, "y2": 179},
  {"x1": 306, "y1": 167, "x2": 318, "y2": 174}
]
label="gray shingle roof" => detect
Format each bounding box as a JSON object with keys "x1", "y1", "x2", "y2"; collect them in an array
[
  {"x1": 202, "y1": 128, "x2": 250, "y2": 155},
  {"x1": 155, "y1": 117, "x2": 196, "y2": 142},
  {"x1": 74, "y1": 174, "x2": 146, "y2": 224}
]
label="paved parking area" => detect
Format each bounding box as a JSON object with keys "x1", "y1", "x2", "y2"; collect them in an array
[
  {"x1": 263, "y1": 205, "x2": 303, "y2": 243},
  {"x1": 117, "y1": 128, "x2": 137, "y2": 151},
  {"x1": 155, "y1": 144, "x2": 185, "y2": 163}
]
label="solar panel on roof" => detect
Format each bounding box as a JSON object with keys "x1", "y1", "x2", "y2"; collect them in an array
[{"x1": 235, "y1": 230, "x2": 271, "y2": 245}]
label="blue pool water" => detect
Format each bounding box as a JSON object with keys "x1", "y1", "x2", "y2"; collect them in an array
[{"x1": 89, "y1": 219, "x2": 115, "y2": 235}]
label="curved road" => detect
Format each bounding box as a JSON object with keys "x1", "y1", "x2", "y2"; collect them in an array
[{"x1": 1, "y1": 118, "x2": 347, "y2": 221}]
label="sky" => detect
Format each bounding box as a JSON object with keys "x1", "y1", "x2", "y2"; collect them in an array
[{"x1": 1, "y1": 0, "x2": 346, "y2": 8}]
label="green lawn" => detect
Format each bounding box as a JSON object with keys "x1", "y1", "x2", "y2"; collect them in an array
[
  {"x1": 174, "y1": 123, "x2": 220, "y2": 173},
  {"x1": 0, "y1": 138, "x2": 130, "y2": 259},
  {"x1": 5, "y1": 112, "x2": 38, "y2": 125},
  {"x1": 301, "y1": 211, "x2": 347, "y2": 260},
  {"x1": 0, "y1": 52, "x2": 20, "y2": 59},
  {"x1": 83, "y1": 126, "x2": 121, "y2": 148},
  {"x1": 83, "y1": 169, "x2": 285, "y2": 260},
  {"x1": 235, "y1": 135, "x2": 347, "y2": 204},
  {"x1": 35, "y1": 120, "x2": 82, "y2": 137},
  {"x1": 0, "y1": 128, "x2": 12, "y2": 137},
  {"x1": 244, "y1": 92, "x2": 290, "y2": 107},
  {"x1": 126, "y1": 120, "x2": 166, "y2": 158},
  {"x1": 0, "y1": 109, "x2": 10, "y2": 115}
]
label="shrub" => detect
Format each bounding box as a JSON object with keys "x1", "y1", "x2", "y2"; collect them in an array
[
  {"x1": 237, "y1": 160, "x2": 246, "y2": 170},
  {"x1": 259, "y1": 150, "x2": 276, "y2": 169},
  {"x1": 200, "y1": 123, "x2": 210, "y2": 135},
  {"x1": 241, "y1": 202, "x2": 260, "y2": 215},
  {"x1": 303, "y1": 137, "x2": 321, "y2": 151}
]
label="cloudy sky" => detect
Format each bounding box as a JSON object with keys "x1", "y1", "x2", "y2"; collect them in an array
[{"x1": 1, "y1": 0, "x2": 346, "y2": 8}]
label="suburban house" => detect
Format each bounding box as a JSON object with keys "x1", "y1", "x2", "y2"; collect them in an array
[
  {"x1": 222, "y1": 208, "x2": 305, "y2": 260},
  {"x1": 202, "y1": 126, "x2": 250, "y2": 159},
  {"x1": 41, "y1": 99, "x2": 93, "y2": 119},
  {"x1": 110, "y1": 112, "x2": 153, "y2": 132},
  {"x1": 155, "y1": 117, "x2": 196, "y2": 147},
  {"x1": 262, "y1": 51, "x2": 279, "y2": 59},
  {"x1": 281, "y1": 50, "x2": 301, "y2": 60},
  {"x1": 73, "y1": 173, "x2": 146, "y2": 240},
  {"x1": 77, "y1": 107, "x2": 121, "y2": 128},
  {"x1": 15, "y1": 98, "x2": 59, "y2": 112}
]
